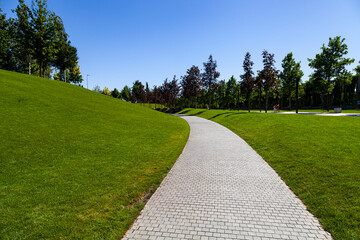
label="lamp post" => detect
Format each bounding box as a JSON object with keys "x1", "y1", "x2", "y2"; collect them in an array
[{"x1": 87, "y1": 74, "x2": 90, "y2": 89}]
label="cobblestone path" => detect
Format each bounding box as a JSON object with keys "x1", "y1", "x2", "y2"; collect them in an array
[{"x1": 123, "y1": 115, "x2": 332, "y2": 240}]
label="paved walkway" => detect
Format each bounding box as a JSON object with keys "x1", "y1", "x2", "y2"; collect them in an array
[{"x1": 123, "y1": 115, "x2": 332, "y2": 240}]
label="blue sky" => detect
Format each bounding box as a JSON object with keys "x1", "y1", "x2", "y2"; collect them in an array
[{"x1": 2, "y1": 0, "x2": 360, "y2": 91}]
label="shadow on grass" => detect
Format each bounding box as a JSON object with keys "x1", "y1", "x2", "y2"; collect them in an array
[
  {"x1": 176, "y1": 109, "x2": 191, "y2": 114},
  {"x1": 190, "y1": 110, "x2": 206, "y2": 116},
  {"x1": 208, "y1": 111, "x2": 248, "y2": 119}
]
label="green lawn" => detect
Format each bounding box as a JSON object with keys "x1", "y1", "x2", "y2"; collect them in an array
[
  {"x1": 280, "y1": 109, "x2": 360, "y2": 113},
  {"x1": 178, "y1": 108, "x2": 360, "y2": 240},
  {"x1": 0, "y1": 70, "x2": 189, "y2": 239}
]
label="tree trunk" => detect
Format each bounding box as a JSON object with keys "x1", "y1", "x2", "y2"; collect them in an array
[
  {"x1": 237, "y1": 88, "x2": 240, "y2": 111},
  {"x1": 195, "y1": 97, "x2": 197, "y2": 109},
  {"x1": 208, "y1": 93, "x2": 211, "y2": 110},
  {"x1": 289, "y1": 95, "x2": 292, "y2": 111},
  {"x1": 248, "y1": 94, "x2": 251, "y2": 112},
  {"x1": 259, "y1": 88, "x2": 262, "y2": 112},
  {"x1": 265, "y1": 91, "x2": 268, "y2": 113},
  {"x1": 28, "y1": 55, "x2": 31, "y2": 75},
  {"x1": 39, "y1": 61, "x2": 42, "y2": 77}
]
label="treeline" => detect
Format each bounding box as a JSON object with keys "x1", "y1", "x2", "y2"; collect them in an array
[
  {"x1": 0, "y1": 0, "x2": 82, "y2": 83},
  {"x1": 100, "y1": 36, "x2": 359, "y2": 111}
]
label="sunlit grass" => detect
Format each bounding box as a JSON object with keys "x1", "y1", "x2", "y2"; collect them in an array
[
  {"x1": 179, "y1": 108, "x2": 360, "y2": 240},
  {"x1": 0, "y1": 70, "x2": 189, "y2": 239}
]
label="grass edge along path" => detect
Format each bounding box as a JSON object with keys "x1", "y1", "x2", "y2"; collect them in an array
[
  {"x1": 178, "y1": 108, "x2": 359, "y2": 240},
  {"x1": 0, "y1": 70, "x2": 189, "y2": 239}
]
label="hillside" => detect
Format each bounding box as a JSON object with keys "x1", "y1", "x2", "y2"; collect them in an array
[{"x1": 0, "y1": 70, "x2": 189, "y2": 239}]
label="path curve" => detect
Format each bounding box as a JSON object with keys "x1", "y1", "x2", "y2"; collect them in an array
[{"x1": 123, "y1": 115, "x2": 332, "y2": 240}]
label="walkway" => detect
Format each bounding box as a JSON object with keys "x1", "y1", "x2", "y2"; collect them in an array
[{"x1": 123, "y1": 115, "x2": 332, "y2": 240}]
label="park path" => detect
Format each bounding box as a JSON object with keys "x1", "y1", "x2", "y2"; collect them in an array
[{"x1": 123, "y1": 115, "x2": 332, "y2": 240}]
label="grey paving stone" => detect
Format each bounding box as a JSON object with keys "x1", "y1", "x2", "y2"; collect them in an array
[{"x1": 123, "y1": 115, "x2": 332, "y2": 239}]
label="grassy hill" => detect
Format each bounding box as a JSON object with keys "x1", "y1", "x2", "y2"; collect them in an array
[
  {"x1": 0, "y1": 70, "x2": 189, "y2": 239},
  {"x1": 179, "y1": 109, "x2": 360, "y2": 240}
]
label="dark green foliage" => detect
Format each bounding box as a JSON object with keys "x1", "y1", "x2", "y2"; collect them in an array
[
  {"x1": 131, "y1": 80, "x2": 146, "y2": 103},
  {"x1": 308, "y1": 36, "x2": 355, "y2": 110},
  {"x1": 279, "y1": 53, "x2": 303, "y2": 110},
  {"x1": 181, "y1": 65, "x2": 202, "y2": 108},
  {"x1": 0, "y1": 0, "x2": 80, "y2": 80},
  {"x1": 240, "y1": 52, "x2": 255, "y2": 112},
  {"x1": 121, "y1": 85, "x2": 131, "y2": 101},
  {"x1": 111, "y1": 88, "x2": 121, "y2": 98},
  {"x1": 259, "y1": 50, "x2": 279, "y2": 113},
  {"x1": 202, "y1": 55, "x2": 220, "y2": 109}
]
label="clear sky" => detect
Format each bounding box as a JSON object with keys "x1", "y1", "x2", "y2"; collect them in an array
[{"x1": 1, "y1": 0, "x2": 360, "y2": 91}]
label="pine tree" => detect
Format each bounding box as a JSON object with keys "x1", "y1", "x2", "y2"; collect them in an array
[
  {"x1": 240, "y1": 52, "x2": 255, "y2": 112},
  {"x1": 259, "y1": 50, "x2": 279, "y2": 113},
  {"x1": 30, "y1": 0, "x2": 55, "y2": 77},
  {"x1": 202, "y1": 55, "x2": 220, "y2": 109}
]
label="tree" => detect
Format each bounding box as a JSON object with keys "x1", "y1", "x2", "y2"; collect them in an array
[
  {"x1": 0, "y1": 10, "x2": 12, "y2": 70},
  {"x1": 169, "y1": 75, "x2": 180, "y2": 107},
  {"x1": 51, "y1": 15, "x2": 77, "y2": 82},
  {"x1": 13, "y1": 0, "x2": 33, "y2": 74},
  {"x1": 30, "y1": 0, "x2": 55, "y2": 77},
  {"x1": 68, "y1": 60, "x2": 83, "y2": 84},
  {"x1": 259, "y1": 50, "x2": 279, "y2": 113},
  {"x1": 111, "y1": 88, "x2": 120, "y2": 98},
  {"x1": 145, "y1": 82, "x2": 152, "y2": 106},
  {"x1": 240, "y1": 52, "x2": 255, "y2": 112},
  {"x1": 225, "y1": 76, "x2": 238, "y2": 109},
  {"x1": 202, "y1": 55, "x2": 220, "y2": 109},
  {"x1": 279, "y1": 52, "x2": 303, "y2": 110},
  {"x1": 308, "y1": 36, "x2": 354, "y2": 110},
  {"x1": 121, "y1": 85, "x2": 131, "y2": 101},
  {"x1": 355, "y1": 61, "x2": 360, "y2": 76},
  {"x1": 214, "y1": 80, "x2": 226, "y2": 109},
  {"x1": 93, "y1": 85, "x2": 101, "y2": 93},
  {"x1": 255, "y1": 73, "x2": 263, "y2": 112},
  {"x1": 102, "y1": 86, "x2": 111, "y2": 96},
  {"x1": 181, "y1": 65, "x2": 202, "y2": 108},
  {"x1": 161, "y1": 78, "x2": 172, "y2": 107},
  {"x1": 131, "y1": 80, "x2": 145, "y2": 103}
]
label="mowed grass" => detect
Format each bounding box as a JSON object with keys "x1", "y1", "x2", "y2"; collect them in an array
[
  {"x1": 0, "y1": 70, "x2": 189, "y2": 239},
  {"x1": 283, "y1": 109, "x2": 360, "y2": 113},
  {"x1": 179, "y1": 109, "x2": 359, "y2": 240}
]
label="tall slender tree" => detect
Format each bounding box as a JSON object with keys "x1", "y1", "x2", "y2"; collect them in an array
[
  {"x1": 202, "y1": 55, "x2": 220, "y2": 109},
  {"x1": 255, "y1": 73, "x2": 263, "y2": 112},
  {"x1": 308, "y1": 36, "x2": 354, "y2": 111},
  {"x1": 12, "y1": 1, "x2": 31, "y2": 73},
  {"x1": 240, "y1": 52, "x2": 255, "y2": 112},
  {"x1": 279, "y1": 52, "x2": 303, "y2": 110},
  {"x1": 181, "y1": 65, "x2": 202, "y2": 108},
  {"x1": 169, "y1": 75, "x2": 180, "y2": 108},
  {"x1": 259, "y1": 50, "x2": 279, "y2": 113}
]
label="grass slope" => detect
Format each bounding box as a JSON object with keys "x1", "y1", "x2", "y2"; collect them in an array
[
  {"x1": 179, "y1": 109, "x2": 359, "y2": 240},
  {"x1": 0, "y1": 70, "x2": 189, "y2": 239}
]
